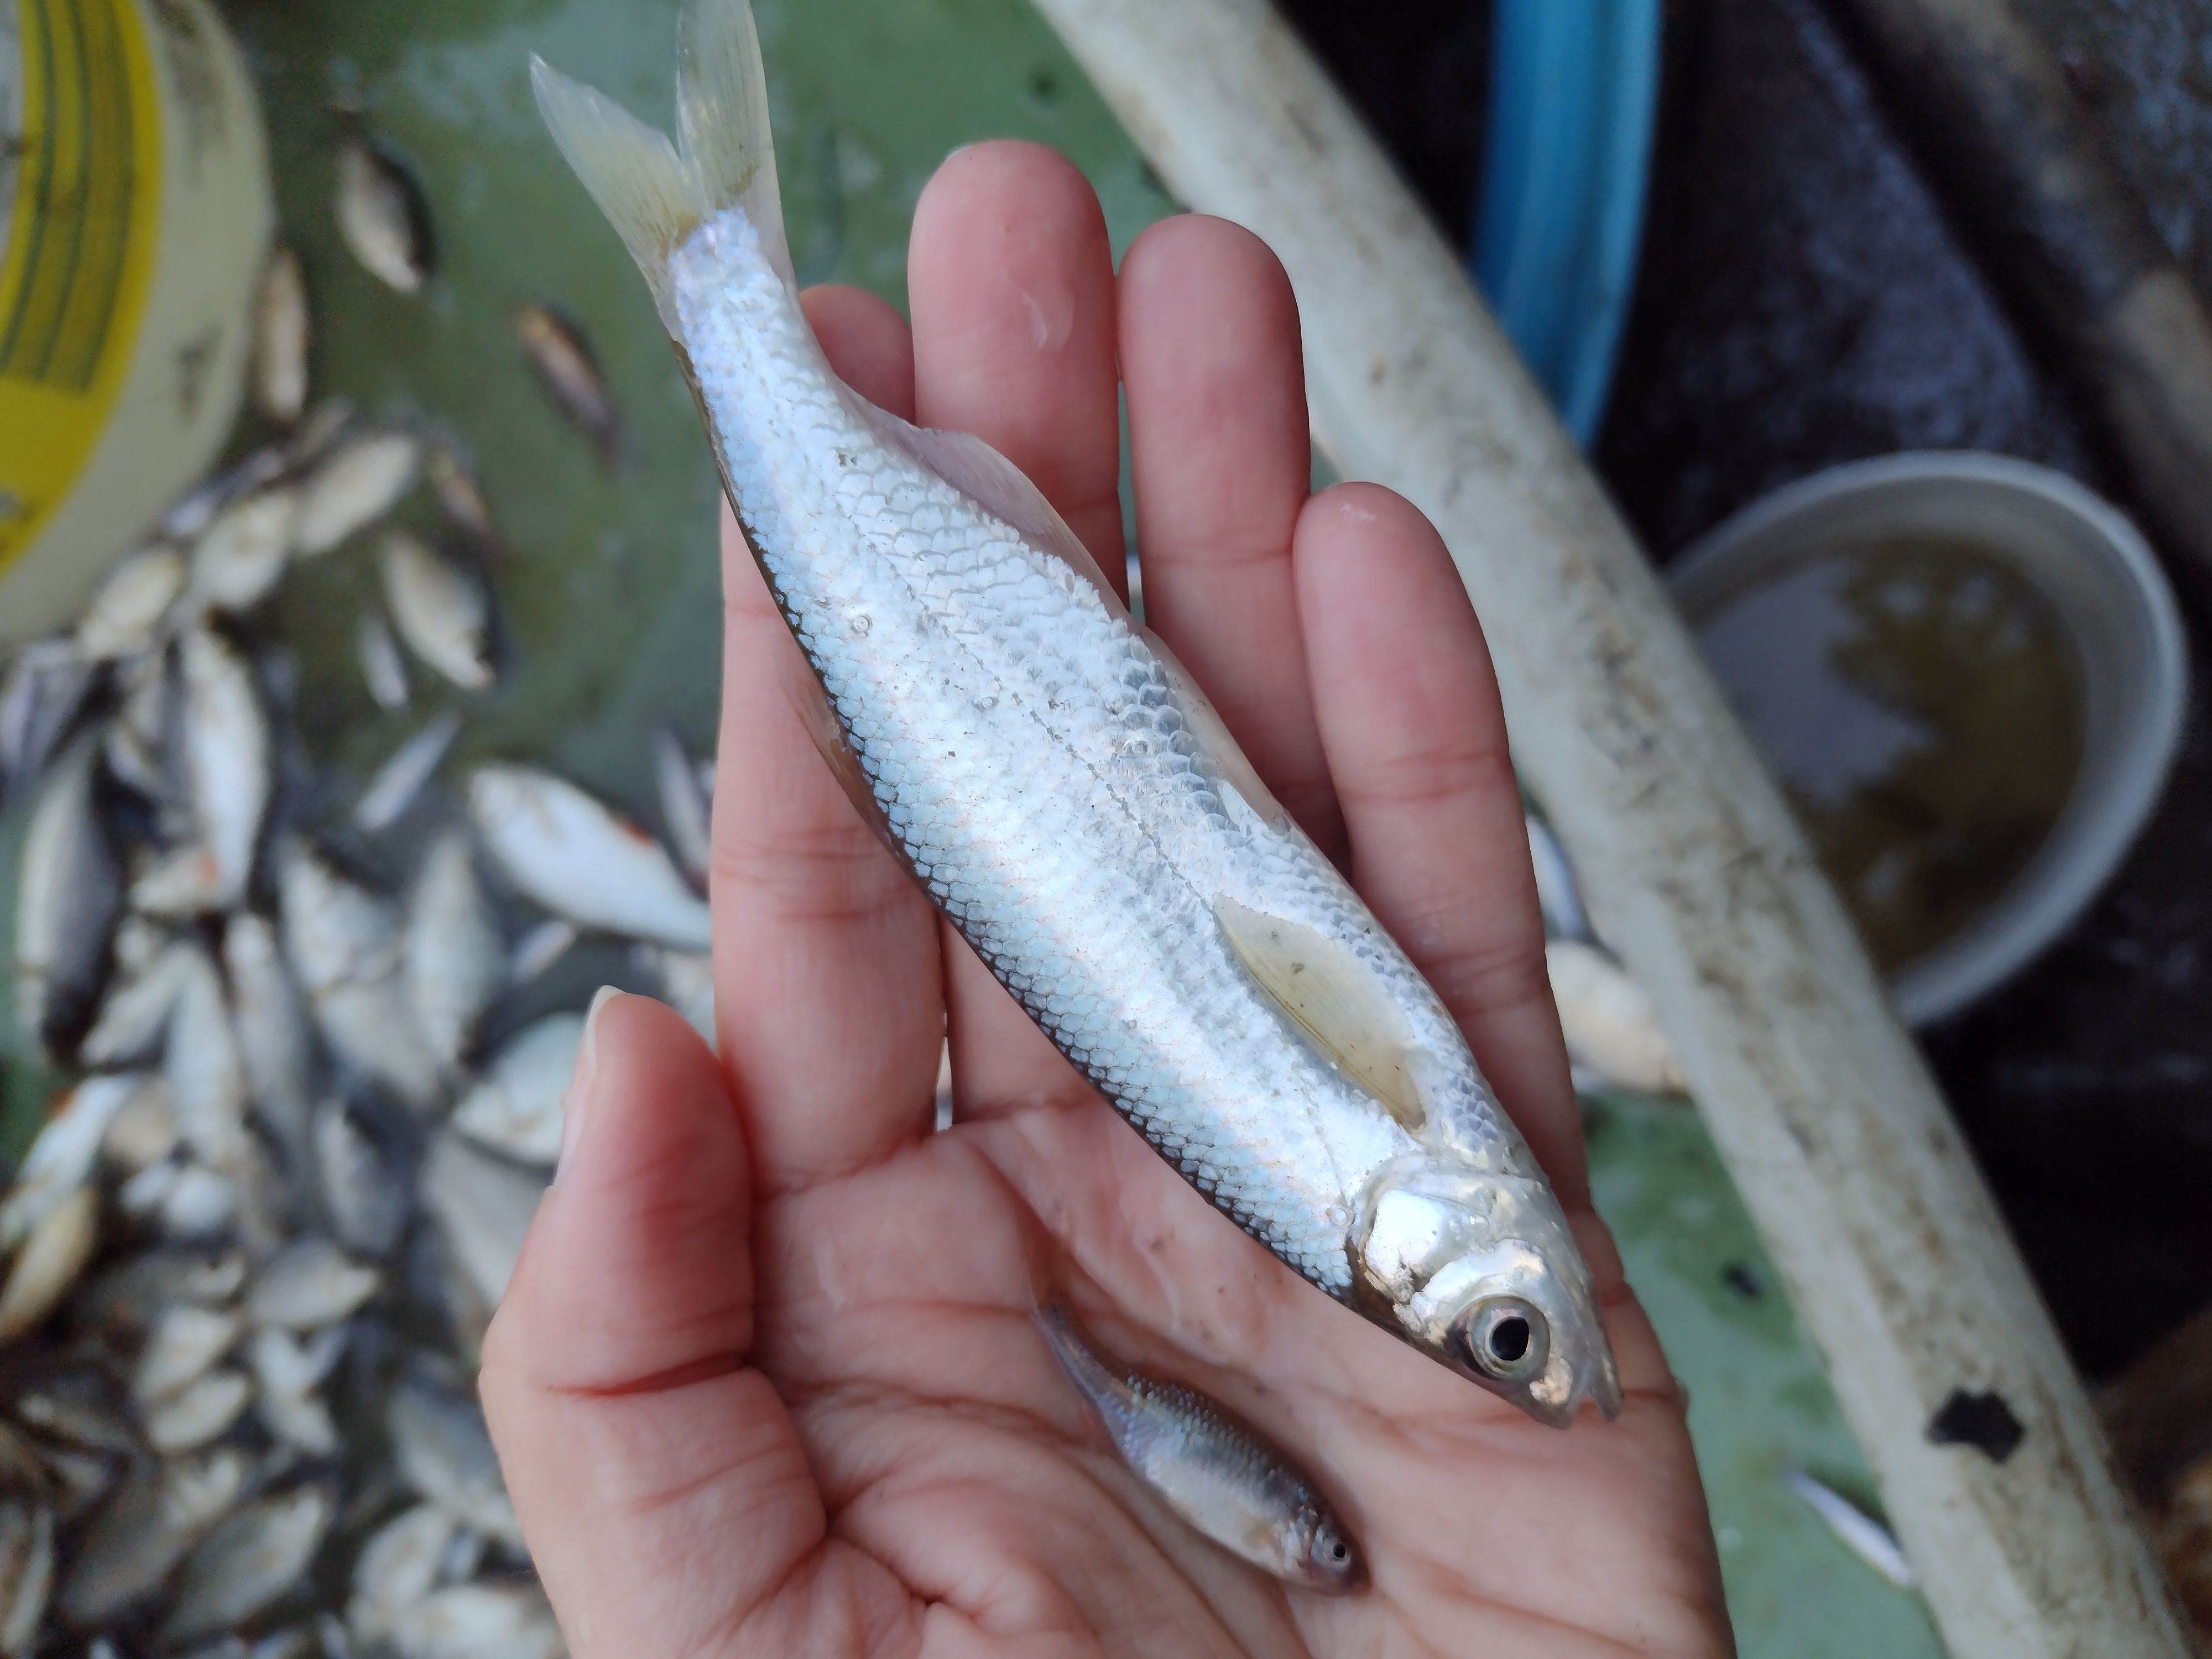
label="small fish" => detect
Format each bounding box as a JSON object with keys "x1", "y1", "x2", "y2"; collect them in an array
[
  {"x1": 0, "y1": 639, "x2": 96, "y2": 806},
  {"x1": 129, "y1": 629, "x2": 272, "y2": 918},
  {"x1": 468, "y1": 764, "x2": 711, "y2": 950},
  {"x1": 336, "y1": 137, "x2": 433, "y2": 294},
  {"x1": 12, "y1": 742, "x2": 122, "y2": 1061},
  {"x1": 223, "y1": 914, "x2": 317, "y2": 1174},
  {"x1": 379, "y1": 531, "x2": 496, "y2": 692},
  {"x1": 425, "y1": 441, "x2": 501, "y2": 550},
  {"x1": 188, "y1": 487, "x2": 301, "y2": 615},
  {"x1": 99, "y1": 1074, "x2": 180, "y2": 1175},
  {"x1": 1785, "y1": 1469, "x2": 1916, "y2": 1589},
  {"x1": 73, "y1": 1249, "x2": 246, "y2": 1336},
  {"x1": 102, "y1": 643, "x2": 183, "y2": 808},
  {"x1": 0, "y1": 1076, "x2": 139, "y2": 1248},
  {"x1": 357, "y1": 610, "x2": 412, "y2": 711},
  {"x1": 161, "y1": 946, "x2": 256, "y2": 1177},
  {"x1": 295, "y1": 430, "x2": 422, "y2": 557},
  {"x1": 0, "y1": 1187, "x2": 101, "y2": 1342},
  {"x1": 78, "y1": 942, "x2": 192, "y2": 1070},
  {"x1": 1525, "y1": 812, "x2": 1591, "y2": 943},
  {"x1": 60, "y1": 1449, "x2": 249, "y2": 1628},
  {"x1": 452, "y1": 1014, "x2": 582, "y2": 1167},
  {"x1": 254, "y1": 246, "x2": 312, "y2": 423},
  {"x1": 348, "y1": 1505, "x2": 458, "y2": 1646},
  {"x1": 387, "y1": 1582, "x2": 565, "y2": 1659},
  {"x1": 246, "y1": 1236, "x2": 380, "y2": 1332},
  {"x1": 133, "y1": 1305, "x2": 244, "y2": 1404},
  {"x1": 506, "y1": 917, "x2": 578, "y2": 986},
  {"x1": 143, "y1": 1368, "x2": 253, "y2": 1454},
  {"x1": 653, "y1": 724, "x2": 713, "y2": 889},
  {"x1": 404, "y1": 828, "x2": 504, "y2": 1070},
  {"x1": 514, "y1": 300, "x2": 620, "y2": 463},
  {"x1": 356, "y1": 708, "x2": 463, "y2": 833},
  {"x1": 1544, "y1": 938, "x2": 1687, "y2": 1098},
  {"x1": 313, "y1": 1098, "x2": 411, "y2": 1259},
  {"x1": 75, "y1": 546, "x2": 186, "y2": 662},
  {"x1": 535, "y1": 0, "x2": 1617, "y2": 1422},
  {"x1": 419, "y1": 1132, "x2": 544, "y2": 1328},
  {"x1": 251, "y1": 1326, "x2": 346, "y2": 1456},
  {"x1": 1036, "y1": 1304, "x2": 1362, "y2": 1593},
  {"x1": 385, "y1": 1368, "x2": 523, "y2": 1545},
  {"x1": 162, "y1": 1484, "x2": 335, "y2": 1642}
]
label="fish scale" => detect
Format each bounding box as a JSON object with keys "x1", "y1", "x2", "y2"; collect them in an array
[{"x1": 534, "y1": 0, "x2": 1619, "y2": 1425}]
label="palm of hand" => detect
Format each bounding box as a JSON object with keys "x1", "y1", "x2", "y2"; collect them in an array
[{"x1": 481, "y1": 142, "x2": 1730, "y2": 1658}]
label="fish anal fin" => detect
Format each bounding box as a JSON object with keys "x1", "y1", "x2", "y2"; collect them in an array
[{"x1": 1213, "y1": 896, "x2": 1425, "y2": 1133}]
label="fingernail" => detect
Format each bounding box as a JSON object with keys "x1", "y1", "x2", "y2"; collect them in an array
[{"x1": 556, "y1": 985, "x2": 623, "y2": 1184}]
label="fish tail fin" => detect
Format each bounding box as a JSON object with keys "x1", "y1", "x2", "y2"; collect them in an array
[
  {"x1": 1033, "y1": 1298, "x2": 1129, "y2": 1418},
  {"x1": 529, "y1": 0, "x2": 789, "y2": 325}
]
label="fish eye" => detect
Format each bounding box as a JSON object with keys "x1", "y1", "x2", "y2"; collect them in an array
[{"x1": 1452, "y1": 1296, "x2": 1550, "y2": 1383}]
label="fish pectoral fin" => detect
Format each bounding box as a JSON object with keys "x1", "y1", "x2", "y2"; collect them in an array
[{"x1": 1212, "y1": 897, "x2": 1425, "y2": 1133}]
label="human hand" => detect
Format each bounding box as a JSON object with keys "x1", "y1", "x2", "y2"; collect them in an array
[{"x1": 480, "y1": 140, "x2": 1733, "y2": 1658}]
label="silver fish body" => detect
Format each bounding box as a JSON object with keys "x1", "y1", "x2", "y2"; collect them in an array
[
  {"x1": 357, "y1": 709, "x2": 463, "y2": 834},
  {"x1": 515, "y1": 300, "x2": 619, "y2": 463},
  {"x1": 379, "y1": 533, "x2": 495, "y2": 693},
  {"x1": 336, "y1": 138, "x2": 432, "y2": 295},
  {"x1": 534, "y1": 1, "x2": 1618, "y2": 1425},
  {"x1": 451, "y1": 1014, "x2": 580, "y2": 1167},
  {"x1": 0, "y1": 639, "x2": 96, "y2": 806},
  {"x1": 75, "y1": 546, "x2": 186, "y2": 662},
  {"x1": 12, "y1": 743, "x2": 122, "y2": 1062},
  {"x1": 1037, "y1": 1305, "x2": 1360, "y2": 1592},
  {"x1": 254, "y1": 246, "x2": 312, "y2": 424},
  {"x1": 404, "y1": 827, "x2": 504, "y2": 1070},
  {"x1": 129, "y1": 628, "x2": 271, "y2": 918}
]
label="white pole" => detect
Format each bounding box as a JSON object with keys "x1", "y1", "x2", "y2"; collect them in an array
[{"x1": 1027, "y1": 1, "x2": 2191, "y2": 1652}]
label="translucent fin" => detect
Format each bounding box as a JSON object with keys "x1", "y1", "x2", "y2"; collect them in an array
[
  {"x1": 529, "y1": 58, "x2": 700, "y2": 322},
  {"x1": 1213, "y1": 898, "x2": 1426, "y2": 1132},
  {"x1": 1141, "y1": 627, "x2": 1289, "y2": 830},
  {"x1": 676, "y1": 0, "x2": 791, "y2": 282}
]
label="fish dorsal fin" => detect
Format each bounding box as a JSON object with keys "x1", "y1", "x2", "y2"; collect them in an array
[
  {"x1": 1213, "y1": 897, "x2": 1425, "y2": 1132},
  {"x1": 844, "y1": 398, "x2": 1129, "y2": 615}
]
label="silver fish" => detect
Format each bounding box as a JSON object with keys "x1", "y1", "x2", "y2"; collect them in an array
[
  {"x1": 189, "y1": 488, "x2": 301, "y2": 616},
  {"x1": 385, "y1": 1370, "x2": 523, "y2": 1546},
  {"x1": 425, "y1": 442, "x2": 500, "y2": 549},
  {"x1": 75, "y1": 546, "x2": 186, "y2": 662},
  {"x1": 254, "y1": 246, "x2": 312, "y2": 424},
  {"x1": 133, "y1": 1305, "x2": 244, "y2": 1405},
  {"x1": 143, "y1": 1368, "x2": 253, "y2": 1454},
  {"x1": 80, "y1": 941, "x2": 194, "y2": 1070},
  {"x1": 13, "y1": 742, "x2": 122, "y2": 1061},
  {"x1": 73, "y1": 1249, "x2": 246, "y2": 1337},
  {"x1": 404, "y1": 828, "x2": 504, "y2": 1071},
  {"x1": 0, "y1": 1187, "x2": 101, "y2": 1342},
  {"x1": 103, "y1": 644, "x2": 184, "y2": 809},
  {"x1": 653, "y1": 723, "x2": 712, "y2": 889},
  {"x1": 60, "y1": 1449, "x2": 249, "y2": 1627},
  {"x1": 335, "y1": 137, "x2": 432, "y2": 295},
  {"x1": 467, "y1": 765, "x2": 711, "y2": 951},
  {"x1": 505, "y1": 918, "x2": 577, "y2": 987},
  {"x1": 0, "y1": 1076, "x2": 139, "y2": 1249},
  {"x1": 356, "y1": 709, "x2": 463, "y2": 833},
  {"x1": 380, "y1": 533, "x2": 495, "y2": 693},
  {"x1": 163, "y1": 946, "x2": 255, "y2": 1177},
  {"x1": 0, "y1": 638, "x2": 97, "y2": 804},
  {"x1": 247, "y1": 1237, "x2": 380, "y2": 1332},
  {"x1": 295, "y1": 431, "x2": 421, "y2": 558},
  {"x1": 223, "y1": 915, "x2": 318, "y2": 1173},
  {"x1": 1545, "y1": 939, "x2": 1687, "y2": 1098},
  {"x1": 130, "y1": 629, "x2": 271, "y2": 918},
  {"x1": 386, "y1": 1583, "x2": 564, "y2": 1659},
  {"x1": 418, "y1": 1133, "x2": 542, "y2": 1330},
  {"x1": 535, "y1": 1, "x2": 1618, "y2": 1423},
  {"x1": 348, "y1": 1504, "x2": 456, "y2": 1646},
  {"x1": 357, "y1": 611, "x2": 412, "y2": 711},
  {"x1": 1785, "y1": 1468, "x2": 1916, "y2": 1590},
  {"x1": 162, "y1": 1484, "x2": 335, "y2": 1642},
  {"x1": 452, "y1": 1014, "x2": 581, "y2": 1167},
  {"x1": 1036, "y1": 1304, "x2": 1361, "y2": 1593},
  {"x1": 515, "y1": 299, "x2": 620, "y2": 463},
  {"x1": 249, "y1": 1327, "x2": 346, "y2": 1457},
  {"x1": 312, "y1": 1099, "x2": 410, "y2": 1259}
]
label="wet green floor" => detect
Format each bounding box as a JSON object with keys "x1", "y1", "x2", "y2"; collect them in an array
[{"x1": 0, "y1": 0, "x2": 1947, "y2": 1649}]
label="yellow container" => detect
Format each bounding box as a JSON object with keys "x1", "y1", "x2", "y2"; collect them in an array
[{"x1": 0, "y1": 0, "x2": 272, "y2": 643}]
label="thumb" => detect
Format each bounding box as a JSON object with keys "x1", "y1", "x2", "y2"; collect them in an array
[{"x1": 478, "y1": 989, "x2": 824, "y2": 1657}]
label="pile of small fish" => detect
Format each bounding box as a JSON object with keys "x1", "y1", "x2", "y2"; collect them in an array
[{"x1": 0, "y1": 95, "x2": 716, "y2": 1651}]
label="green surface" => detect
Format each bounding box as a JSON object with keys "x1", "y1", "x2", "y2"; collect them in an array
[{"x1": 0, "y1": 0, "x2": 1947, "y2": 1650}]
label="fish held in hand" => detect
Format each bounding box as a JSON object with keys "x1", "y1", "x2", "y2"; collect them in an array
[
  {"x1": 533, "y1": 0, "x2": 1619, "y2": 1425},
  {"x1": 1037, "y1": 1304, "x2": 1361, "y2": 1593}
]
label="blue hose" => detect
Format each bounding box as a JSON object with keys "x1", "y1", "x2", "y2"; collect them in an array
[{"x1": 1473, "y1": 0, "x2": 1662, "y2": 448}]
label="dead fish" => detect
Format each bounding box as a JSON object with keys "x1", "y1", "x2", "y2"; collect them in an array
[
  {"x1": 144, "y1": 1368, "x2": 254, "y2": 1454},
  {"x1": 357, "y1": 611, "x2": 411, "y2": 711},
  {"x1": 79, "y1": 940, "x2": 194, "y2": 1070},
  {"x1": 130, "y1": 629, "x2": 272, "y2": 918},
  {"x1": 506, "y1": 918, "x2": 577, "y2": 987},
  {"x1": 1785, "y1": 1469, "x2": 1916, "y2": 1589},
  {"x1": 313, "y1": 1099, "x2": 411, "y2": 1258},
  {"x1": 134, "y1": 1304, "x2": 244, "y2": 1406},
  {"x1": 102, "y1": 643, "x2": 184, "y2": 808},
  {"x1": 294, "y1": 431, "x2": 421, "y2": 557},
  {"x1": 646, "y1": 946, "x2": 714, "y2": 1047},
  {"x1": 125, "y1": 1157, "x2": 252, "y2": 1244},
  {"x1": 250, "y1": 1327, "x2": 346, "y2": 1457},
  {"x1": 13, "y1": 741, "x2": 122, "y2": 1061},
  {"x1": 1545, "y1": 938, "x2": 1688, "y2": 1097},
  {"x1": 379, "y1": 532, "x2": 496, "y2": 692},
  {"x1": 425, "y1": 441, "x2": 500, "y2": 549},
  {"x1": 468, "y1": 764, "x2": 711, "y2": 950},
  {"x1": 0, "y1": 1427, "x2": 55, "y2": 1656},
  {"x1": 0, "y1": 638, "x2": 96, "y2": 806},
  {"x1": 1526, "y1": 812, "x2": 1592, "y2": 943},
  {"x1": 160, "y1": 444, "x2": 291, "y2": 546},
  {"x1": 515, "y1": 300, "x2": 620, "y2": 463},
  {"x1": 654, "y1": 724, "x2": 712, "y2": 890},
  {"x1": 100, "y1": 1077, "x2": 180, "y2": 1176},
  {"x1": 254, "y1": 246, "x2": 312, "y2": 424},
  {"x1": 75, "y1": 546, "x2": 187, "y2": 661},
  {"x1": 223, "y1": 914, "x2": 318, "y2": 1174},
  {"x1": 163, "y1": 1483, "x2": 335, "y2": 1642},
  {"x1": 419, "y1": 1133, "x2": 543, "y2": 1322},
  {"x1": 404, "y1": 828, "x2": 504, "y2": 1071},
  {"x1": 247, "y1": 1236, "x2": 380, "y2": 1331},
  {"x1": 386, "y1": 1370, "x2": 522, "y2": 1545},
  {"x1": 60, "y1": 1448, "x2": 249, "y2": 1627},
  {"x1": 356, "y1": 709, "x2": 463, "y2": 833},
  {"x1": 278, "y1": 843, "x2": 445, "y2": 1114},
  {"x1": 73, "y1": 1249, "x2": 246, "y2": 1337},
  {"x1": 163, "y1": 946, "x2": 256, "y2": 1175},
  {"x1": 387, "y1": 1582, "x2": 564, "y2": 1659},
  {"x1": 0, "y1": 1075, "x2": 140, "y2": 1248},
  {"x1": 452, "y1": 1014, "x2": 582, "y2": 1167},
  {"x1": 335, "y1": 137, "x2": 432, "y2": 294},
  {"x1": 189, "y1": 488, "x2": 302, "y2": 615},
  {"x1": 0, "y1": 1187, "x2": 100, "y2": 1342},
  {"x1": 347, "y1": 1504, "x2": 457, "y2": 1646}
]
